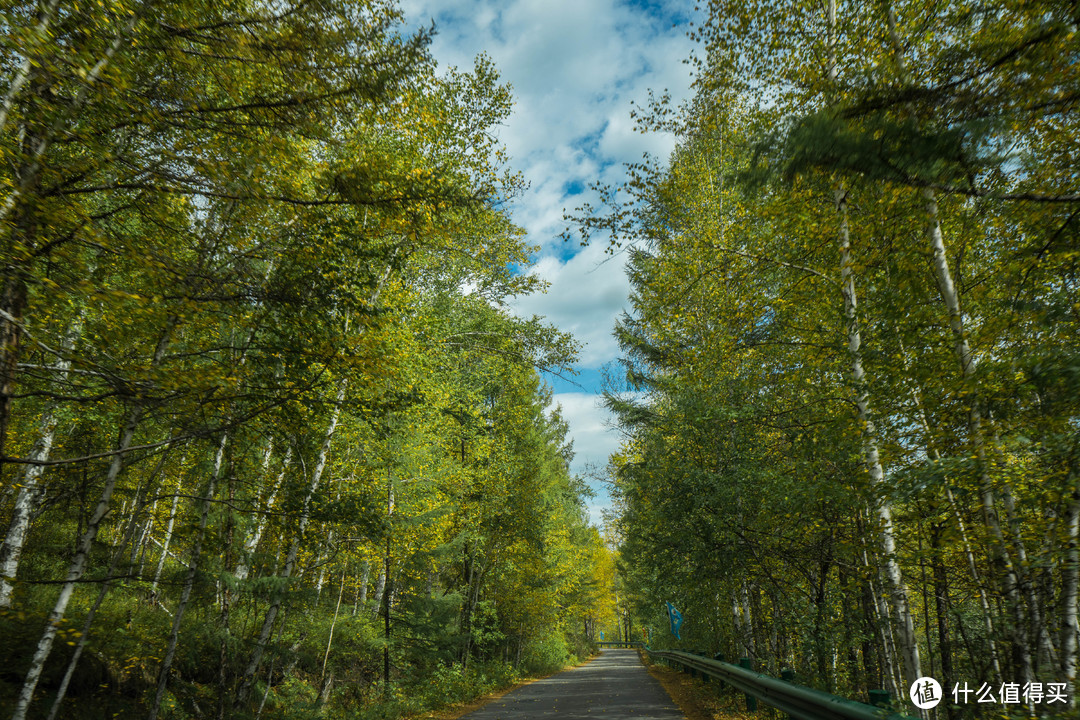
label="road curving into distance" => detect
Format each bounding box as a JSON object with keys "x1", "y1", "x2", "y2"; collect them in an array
[{"x1": 460, "y1": 649, "x2": 686, "y2": 720}]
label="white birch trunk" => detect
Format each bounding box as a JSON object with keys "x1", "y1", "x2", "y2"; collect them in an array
[
  {"x1": 827, "y1": 0, "x2": 919, "y2": 686},
  {"x1": 314, "y1": 524, "x2": 336, "y2": 605},
  {"x1": 45, "y1": 446, "x2": 170, "y2": 720},
  {"x1": 151, "y1": 467, "x2": 185, "y2": 593},
  {"x1": 10, "y1": 325, "x2": 171, "y2": 720},
  {"x1": 320, "y1": 566, "x2": 347, "y2": 690},
  {"x1": 0, "y1": 0, "x2": 62, "y2": 137},
  {"x1": 234, "y1": 379, "x2": 347, "y2": 707},
  {"x1": 880, "y1": 587, "x2": 902, "y2": 698},
  {"x1": 1060, "y1": 477, "x2": 1080, "y2": 708},
  {"x1": 371, "y1": 566, "x2": 387, "y2": 620},
  {"x1": 835, "y1": 187, "x2": 922, "y2": 686},
  {"x1": 907, "y1": 379, "x2": 1004, "y2": 683},
  {"x1": 1, "y1": 11, "x2": 139, "y2": 224},
  {"x1": 0, "y1": 317, "x2": 82, "y2": 607},
  {"x1": 741, "y1": 581, "x2": 755, "y2": 658},
  {"x1": 235, "y1": 445, "x2": 290, "y2": 581},
  {"x1": 922, "y1": 187, "x2": 1032, "y2": 683},
  {"x1": 147, "y1": 433, "x2": 227, "y2": 720},
  {"x1": 356, "y1": 559, "x2": 370, "y2": 615}
]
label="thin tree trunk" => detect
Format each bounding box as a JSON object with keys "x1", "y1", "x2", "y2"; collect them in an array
[
  {"x1": 234, "y1": 379, "x2": 347, "y2": 708},
  {"x1": 45, "y1": 446, "x2": 171, "y2": 720},
  {"x1": 151, "y1": 460, "x2": 185, "y2": 593},
  {"x1": 862, "y1": 536, "x2": 900, "y2": 699},
  {"x1": 931, "y1": 523, "x2": 955, "y2": 720},
  {"x1": 235, "y1": 445, "x2": 289, "y2": 581},
  {"x1": 741, "y1": 580, "x2": 756, "y2": 660},
  {"x1": 148, "y1": 432, "x2": 227, "y2": 720},
  {"x1": 10, "y1": 323, "x2": 173, "y2": 720},
  {"x1": 835, "y1": 184, "x2": 921, "y2": 686},
  {"x1": 1060, "y1": 476, "x2": 1080, "y2": 708},
  {"x1": 314, "y1": 527, "x2": 335, "y2": 606},
  {"x1": 356, "y1": 559, "x2": 370, "y2": 615},
  {"x1": 371, "y1": 565, "x2": 387, "y2": 620},
  {"x1": 860, "y1": 573, "x2": 882, "y2": 691},
  {"x1": 320, "y1": 565, "x2": 347, "y2": 697},
  {"x1": 0, "y1": 316, "x2": 82, "y2": 607}
]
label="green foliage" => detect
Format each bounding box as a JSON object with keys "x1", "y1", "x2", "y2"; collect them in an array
[
  {"x1": 566, "y1": 0, "x2": 1080, "y2": 714},
  {"x1": 0, "y1": 2, "x2": 612, "y2": 719},
  {"x1": 519, "y1": 635, "x2": 575, "y2": 677}
]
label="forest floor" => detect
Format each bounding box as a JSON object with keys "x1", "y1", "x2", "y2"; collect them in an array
[{"x1": 641, "y1": 652, "x2": 772, "y2": 720}]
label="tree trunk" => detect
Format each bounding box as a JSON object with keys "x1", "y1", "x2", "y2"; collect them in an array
[
  {"x1": 151, "y1": 460, "x2": 186, "y2": 593},
  {"x1": 834, "y1": 184, "x2": 922, "y2": 686},
  {"x1": 383, "y1": 549, "x2": 392, "y2": 698},
  {"x1": 1059, "y1": 477, "x2": 1080, "y2": 709},
  {"x1": 45, "y1": 446, "x2": 170, "y2": 720},
  {"x1": 371, "y1": 565, "x2": 387, "y2": 620},
  {"x1": 234, "y1": 379, "x2": 347, "y2": 708},
  {"x1": 921, "y1": 186, "x2": 1031, "y2": 685},
  {"x1": 10, "y1": 323, "x2": 173, "y2": 720},
  {"x1": 148, "y1": 432, "x2": 227, "y2": 720},
  {"x1": 0, "y1": 316, "x2": 82, "y2": 607},
  {"x1": 356, "y1": 559, "x2": 370, "y2": 615},
  {"x1": 235, "y1": 445, "x2": 289, "y2": 581},
  {"x1": 321, "y1": 566, "x2": 347, "y2": 693},
  {"x1": 931, "y1": 523, "x2": 955, "y2": 720}
]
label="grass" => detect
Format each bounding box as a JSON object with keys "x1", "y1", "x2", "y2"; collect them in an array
[{"x1": 640, "y1": 652, "x2": 773, "y2": 720}]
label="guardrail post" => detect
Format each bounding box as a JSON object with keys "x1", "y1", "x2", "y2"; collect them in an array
[
  {"x1": 868, "y1": 689, "x2": 890, "y2": 707},
  {"x1": 739, "y1": 658, "x2": 758, "y2": 711},
  {"x1": 712, "y1": 653, "x2": 726, "y2": 688},
  {"x1": 780, "y1": 670, "x2": 795, "y2": 719}
]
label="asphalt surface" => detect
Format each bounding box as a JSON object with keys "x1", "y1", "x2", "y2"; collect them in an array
[{"x1": 460, "y1": 649, "x2": 686, "y2": 720}]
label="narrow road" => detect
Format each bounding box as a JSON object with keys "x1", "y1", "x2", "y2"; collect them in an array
[{"x1": 461, "y1": 649, "x2": 686, "y2": 719}]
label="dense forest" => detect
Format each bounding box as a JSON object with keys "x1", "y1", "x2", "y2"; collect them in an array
[
  {"x1": 0, "y1": 2, "x2": 617, "y2": 719},
  {"x1": 576, "y1": 0, "x2": 1078, "y2": 717}
]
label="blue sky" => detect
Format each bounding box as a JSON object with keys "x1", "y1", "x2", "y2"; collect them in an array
[{"x1": 399, "y1": 0, "x2": 697, "y2": 522}]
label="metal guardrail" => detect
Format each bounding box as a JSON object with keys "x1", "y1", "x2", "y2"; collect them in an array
[
  {"x1": 645, "y1": 650, "x2": 918, "y2": 720},
  {"x1": 597, "y1": 640, "x2": 645, "y2": 648}
]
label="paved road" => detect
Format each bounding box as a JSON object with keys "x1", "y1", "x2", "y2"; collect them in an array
[{"x1": 461, "y1": 649, "x2": 685, "y2": 719}]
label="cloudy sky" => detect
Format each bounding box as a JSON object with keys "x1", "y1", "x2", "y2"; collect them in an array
[{"x1": 398, "y1": 0, "x2": 698, "y2": 522}]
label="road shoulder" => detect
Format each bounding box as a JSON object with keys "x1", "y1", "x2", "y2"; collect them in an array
[
  {"x1": 419, "y1": 656, "x2": 598, "y2": 720},
  {"x1": 640, "y1": 651, "x2": 758, "y2": 720}
]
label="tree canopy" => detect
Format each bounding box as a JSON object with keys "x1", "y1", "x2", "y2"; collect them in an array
[{"x1": 0, "y1": 3, "x2": 616, "y2": 719}]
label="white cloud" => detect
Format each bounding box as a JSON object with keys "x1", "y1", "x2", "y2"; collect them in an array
[
  {"x1": 508, "y1": 242, "x2": 631, "y2": 368},
  {"x1": 397, "y1": 1, "x2": 696, "y2": 523},
  {"x1": 400, "y1": 0, "x2": 696, "y2": 252},
  {"x1": 549, "y1": 390, "x2": 621, "y2": 502}
]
